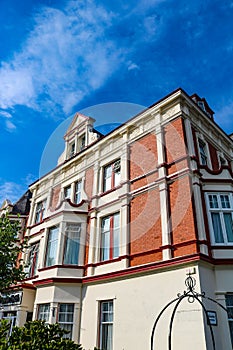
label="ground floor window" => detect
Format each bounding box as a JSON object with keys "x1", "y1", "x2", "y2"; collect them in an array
[
  {"x1": 37, "y1": 303, "x2": 50, "y2": 323},
  {"x1": 99, "y1": 300, "x2": 113, "y2": 350},
  {"x1": 58, "y1": 303, "x2": 74, "y2": 339},
  {"x1": 226, "y1": 294, "x2": 233, "y2": 346}
]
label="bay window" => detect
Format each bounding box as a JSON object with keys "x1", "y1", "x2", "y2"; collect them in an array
[
  {"x1": 99, "y1": 300, "x2": 113, "y2": 350},
  {"x1": 63, "y1": 223, "x2": 81, "y2": 265},
  {"x1": 101, "y1": 212, "x2": 120, "y2": 261},
  {"x1": 45, "y1": 226, "x2": 59, "y2": 267},
  {"x1": 206, "y1": 193, "x2": 233, "y2": 244},
  {"x1": 103, "y1": 160, "x2": 121, "y2": 192}
]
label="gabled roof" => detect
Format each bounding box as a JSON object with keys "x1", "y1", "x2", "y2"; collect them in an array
[
  {"x1": 64, "y1": 113, "x2": 95, "y2": 138},
  {"x1": 11, "y1": 190, "x2": 32, "y2": 215}
]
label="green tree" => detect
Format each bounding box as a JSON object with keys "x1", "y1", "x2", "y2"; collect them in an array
[
  {"x1": 0, "y1": 320, "x2": 83, "y2": 350},
  {"x1": 0, "y1": 215, "x2": 26, "y2": 291}
]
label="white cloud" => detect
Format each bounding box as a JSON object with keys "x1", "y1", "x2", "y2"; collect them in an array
[
  {"x1": 0, "y1": 181, "x2": 23, "y2": 205},
  {"x1": 0, "y1": 110, "x2": 12, "y2": 118},
  {"x1": 5, "y1": 120, "x2": 16, "y2": 132},
  {"x1": 0, "y1": 0, "x2": 123, "y2": 117},
  {"x1": 0, "y1": 173, "x2": 37, "y2": 205},
  {"x1": 127, "y1": 61, "x2": 140, "y2": 71}
]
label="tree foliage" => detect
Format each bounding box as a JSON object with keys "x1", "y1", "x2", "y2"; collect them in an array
[
  {"x1": 0, "y1": 320, "x2": 83, "y2": 350},
  {"x1": 0, "y1": 215, "x2": 26, "y2": 291}
]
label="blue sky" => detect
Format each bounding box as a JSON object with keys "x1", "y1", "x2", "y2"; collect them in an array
[{"x1": 1, "y1": 0, "x2": 233, "y2": 204}]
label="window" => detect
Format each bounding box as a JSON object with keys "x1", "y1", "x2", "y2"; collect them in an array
[
  {"x1": 80, "y1": 134, "x2": 86, "y2": 150},
  {"x1": 69, "y1": 142, "x2": 75, "y2": 158},
  {"x1": 38, "y1": 304, "x2": 50, "y2": 323},
  {"x1": 218, "y1": 152, "x2": 227, "y2": 167},
  {"x1": 103, "y1": 160, "x2": 121, "y2": 192},
  {"x1": 35, "y1": 200, "x2": 46, "y2": 224},
  {"x1": 58, "y1": 304, "x2": 74, "y2": 339},
  {"x1": 99, "y1": 300, "x2": 113, "y2": 350},
  {"x1": 63, "y1": 223, "x2": 81, "y2": 265},
  {"x1": 226, "y1": 295, "x2": 233, "y2": 346},
  {"x1": 64, "y1": 185, "x2": 71, "y2": 199},
  {"x1": 27, "y1": 242, "x2": 39, "y2": 277},
  {"x1": 101, "y1": 213, "x2": 120, "y2": 261},
  {"x1": 198, "y1": 139, "x2": 208, "y2": 166},
  {"x1": 45, "y1": 226, "x2": 59, "y2": 267},
  {"x1": 207, "y1": 193, "x2": 233, "y2": 244},
  {"x1": 74, "y1": 181, "x2": 82, "y2": 204}
]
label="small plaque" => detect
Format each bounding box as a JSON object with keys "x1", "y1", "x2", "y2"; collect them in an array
[{"x1": 207, "y1": 311, "x2": 217, "y2": 326}]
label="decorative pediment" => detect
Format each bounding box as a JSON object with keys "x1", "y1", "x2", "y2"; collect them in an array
[{"x1": 64, "y1": 113, "x2": 95, "y2": 140}]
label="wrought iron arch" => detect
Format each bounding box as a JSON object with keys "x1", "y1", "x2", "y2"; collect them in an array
[{"x1": 150, "y1": 274, "x2": 228, "y2": 350}]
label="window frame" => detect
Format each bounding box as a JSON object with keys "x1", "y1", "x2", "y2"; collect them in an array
[
  {"x1": 37, "y1": 303, "x2": 50, "y2": 323},
  {"x1": 64, "y1": 185, "x2": 71, "y2": 200},
  {"x1": 74, "y1": 180, "x2": 82, "y2": 204},
  {"x1": 34, "y1": 199, "x2": 46, "y2": 224},
  {"x1": 198, "y1": 138, "x2": 208, "y2": 166},
  {"x1": 27, "y1": 242, "x2": 39, "y2": 277},
  {"x1": 100, "y1": 212, "x2": 120, "y2": 261},
  {"x1": 69, "y1": 142, "x2": 75, "y2": 158},
  {"x1": 99, "y1": 300, "x2": 114, "y2": 350},
  {"x1": 225, "y1": 294, "x2": 233, "y2": 347},
  {"x1": 206, "y1": 193, "x2": 233, "y2": 245},
  {"x1": 57, "y1": 303, "x2": 74, "y2": 339},
  {"x1": 63, "y1": 223, "x2": 81, "y2": 265},
  {"x1": 45, "y1": 226, "x2": 59, "y2": 267},
  {"x1": 103, "y1": 159, "x2": 121, "y2": 192}
]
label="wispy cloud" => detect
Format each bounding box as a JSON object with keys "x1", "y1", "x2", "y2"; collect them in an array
[
  {"x1": 0, "y1": 174, "x2": 37, "y2": 205},
  {"x1": 0, "y1": 0, "x2": 123, "y2": 118}
]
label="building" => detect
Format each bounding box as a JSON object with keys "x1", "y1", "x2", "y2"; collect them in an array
[
  {"x1": 2, "y1": 88, "x2": 233, "y2": 349},
  {"x1": 0, "y1": 190, "x2": 34, "y2": 331}
]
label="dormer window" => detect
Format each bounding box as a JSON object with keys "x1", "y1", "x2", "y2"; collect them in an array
[
  {"x1": 80, "y1": 134, "x2": 86, "y2": 151},
  {"x1": 197, "y1": 101, "x2": 206, "y2": 112},
  {"x1": 69, "y1": 142, "x2": 75, "y2": 158}
]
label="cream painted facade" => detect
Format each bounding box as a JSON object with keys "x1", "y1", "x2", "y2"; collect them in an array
[{"x1": 1, "y1": 88, "x2": 233, "y2": 349}]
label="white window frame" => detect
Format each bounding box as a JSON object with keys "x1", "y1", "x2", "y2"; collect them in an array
[
  {"x1": 37, "y1": 303, "x2": 50, "y2": 323},
  {"x1": 27, "y1": 242, "x2": 39, "y2": 277},
  {"x1": 63, "y1": 223, "x2": 81, "y2": 265},
  {"x1": 206, "y1": 193, "x2": 233, "y2": 245},
  {"x1": 101, "y1": 212, "x2": 120, "y2": 261},
  {"x1": 45, "y1": 226, "x2": 59, "y2": 267},
  {"x1": 64, "y1": 185, "x2": 71, "y2": 199},
  {"x1": 58, "y1": 303, "x2": 74, "y2": 339},
  {"x1": 74, "y1": 180, "x2": 82, "y2": 204},
  {"x1": 103, "y1": 159, "x2": 121, "y2": 192},
  {"x1": 34, "y1": 199, "x2": 46, "y2": 224},
  {"x1": 99, "y1": 300, "x2": 114, "y2": 350},
  {"x1": 196, "y1": 133, "x2": 211, "y2": 168},
  {"x1": 217, "y1": 151, "x2": 227, "y2": 167}
]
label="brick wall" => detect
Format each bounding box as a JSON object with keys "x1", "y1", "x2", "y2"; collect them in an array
[
  {"x1": 85, "y1": 167, "x2": 94, "y2": 200},
  {"x1": 49, "y1": 185, "x2": 61, "y2": 211},
  {"x1": 130, "y1": 133, "x2": 158, "y2": 190},
  {"x1": 130, "y1": 188, "x2": 162, "y2": 266},
  {"x1": 164, "y1": 118, "x2": 188, "y2": 175},
  {"x1": 168, "y1": 176, "x2": 198, "y2": 257}
]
